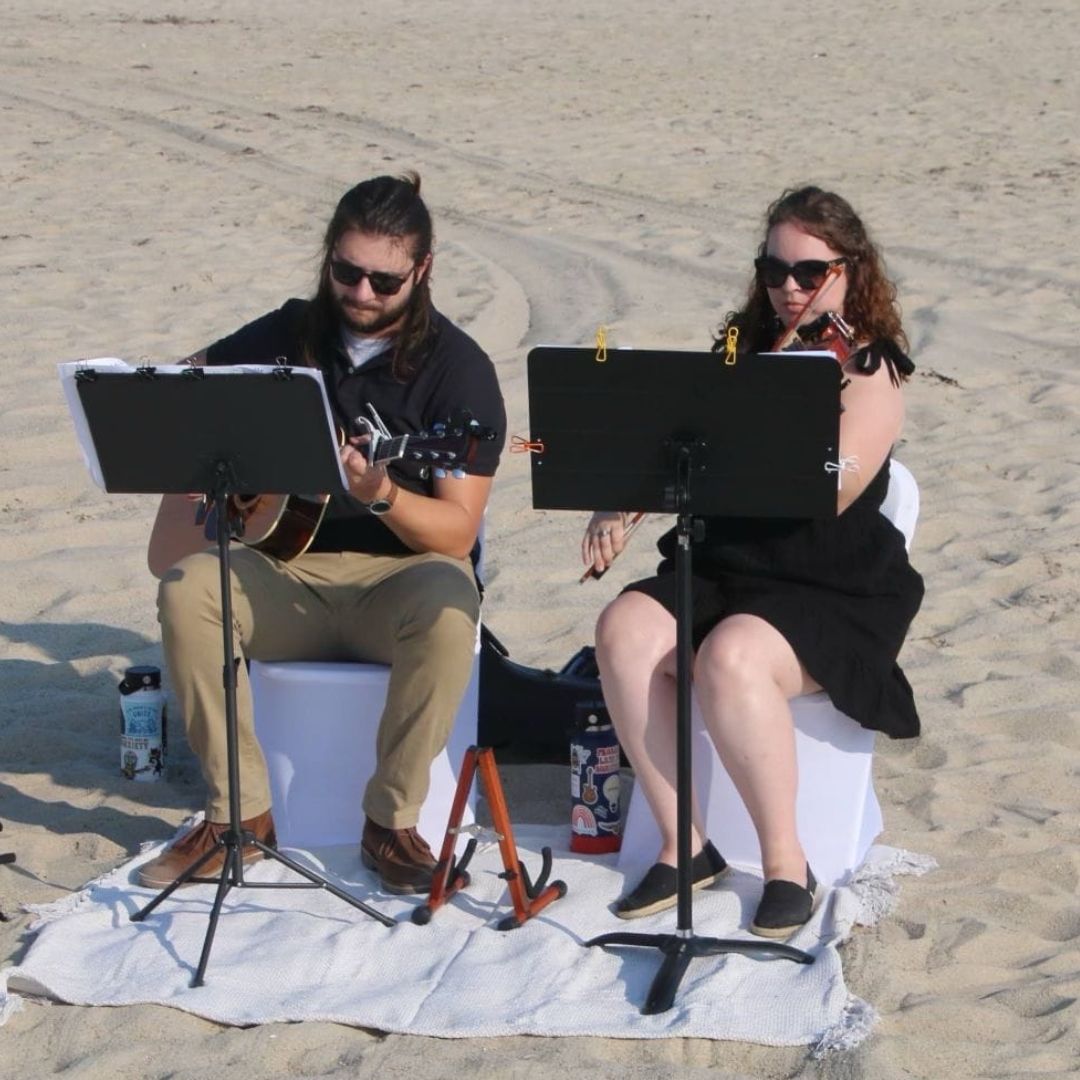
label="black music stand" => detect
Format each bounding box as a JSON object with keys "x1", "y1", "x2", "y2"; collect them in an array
[
  {"x1": 527, "y1": 346, "x2": 840, "y2": 1015},
  {"x1": 72, "y1": 363, "x2": 395, "y2": 987}
]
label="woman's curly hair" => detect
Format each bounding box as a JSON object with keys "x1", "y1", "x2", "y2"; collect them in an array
[{"x1": 716, "y1": 186, "x2": 908, "y2": 367}]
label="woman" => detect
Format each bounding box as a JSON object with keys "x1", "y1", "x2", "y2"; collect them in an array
[{"x1": 583, "y1": 186, "x2": 923, "y2": 937}]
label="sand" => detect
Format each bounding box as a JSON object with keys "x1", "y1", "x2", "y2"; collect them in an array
[{"x1": 2, "y1": 1, "x2": 1079, "y2": 1076}]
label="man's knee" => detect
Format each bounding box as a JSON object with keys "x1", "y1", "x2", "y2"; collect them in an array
[
  {"x1": 157, "y1": 550, "x2": 222, "y2": 628},
  {"x1": 397, "y1": 559, "x2": 479, "y2": 644}
]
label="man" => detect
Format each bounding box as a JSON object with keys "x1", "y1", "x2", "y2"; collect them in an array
[{"x1": 138, "y1": 172, "x2": 506, "y2": 895}]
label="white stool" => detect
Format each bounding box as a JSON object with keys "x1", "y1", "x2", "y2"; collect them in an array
[
  {"x1": 250, "y1": 654, "x2": 478, "y2": 853},
  {"x1": 250, "y1": 531, "x2": 488, "y2": 855},
  {"x1": 618, "y1": 459, "x2": 919, "y2": 888}
]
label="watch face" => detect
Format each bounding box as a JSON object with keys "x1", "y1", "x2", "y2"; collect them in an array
[{"x1": 367, "y1": 480, "x2": 397, "y2": 516}]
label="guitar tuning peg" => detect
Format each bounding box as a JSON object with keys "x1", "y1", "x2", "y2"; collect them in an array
[
  {"x1": 451, "y1": 468, "x2": 466, "y2": 480},
  {"x1": 434, "y1": 467, "x2": 447, "y2": 479}
]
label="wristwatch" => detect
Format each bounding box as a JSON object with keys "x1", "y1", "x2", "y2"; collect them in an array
[{"x1": 366, "y1": 480, "x2": 398, "y2": 516}]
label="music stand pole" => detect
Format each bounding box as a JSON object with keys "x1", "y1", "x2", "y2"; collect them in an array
[{"x1": 586, "y1": 439, "x2": 812, "y2": 1015}]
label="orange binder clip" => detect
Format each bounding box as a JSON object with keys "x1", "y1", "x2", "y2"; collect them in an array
[{"x1": 412, "y1": 746, "x2": 567, "y2": 930}]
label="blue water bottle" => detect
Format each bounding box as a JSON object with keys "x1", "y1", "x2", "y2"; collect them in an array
[{"x1": 570, "y1": 702, "x2": 622, "y2": 853}]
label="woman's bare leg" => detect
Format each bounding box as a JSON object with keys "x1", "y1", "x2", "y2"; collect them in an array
[
  {"x1": 594, "y1": 591, "x2": 708, "y2": 866},
  {"x1": 693, "y1": 613, "x2": 820, "y2": 886}
]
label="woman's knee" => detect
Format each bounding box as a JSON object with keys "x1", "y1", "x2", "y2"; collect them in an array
[
  {"x1": 694, "y1": 616, "x2": 801, "y2": 698},
  {"x1": 595, "y1": 592, "x2": 674, "y2": 666}
]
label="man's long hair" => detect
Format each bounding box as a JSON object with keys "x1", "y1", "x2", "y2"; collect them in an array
[
  {"x1": 716, "y1": 186, "x2": 908, "y2": 361},
  {"x1": 301, "y1": 172, "x2": 435, "y2": 380}
]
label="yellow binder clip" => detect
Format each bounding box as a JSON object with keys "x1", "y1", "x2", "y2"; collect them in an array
[
  {"x1": 724, "y1": 326, "x2": 739, "y2": 366},
  {"x1": 595, "y1": 325, "x2": 608, "y2": 363}
]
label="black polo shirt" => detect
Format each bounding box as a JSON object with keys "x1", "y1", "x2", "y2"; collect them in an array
[{"x1": 205, "y1": 298, "x2": 506, "y2": 557}]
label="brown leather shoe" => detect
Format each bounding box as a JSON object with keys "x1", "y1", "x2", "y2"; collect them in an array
[
  {"x1": 360, "y1": 816, "x2": 436, "y2": 895},
  {"x1": 136, "y1": 810, "x2": 277, "y2": 889}
]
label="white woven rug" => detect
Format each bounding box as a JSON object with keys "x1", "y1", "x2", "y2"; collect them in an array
[{"x1": 0, "y1": 822, "x2": 932, "y2": 1051}]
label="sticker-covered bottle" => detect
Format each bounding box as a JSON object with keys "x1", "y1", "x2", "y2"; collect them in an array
[
  {"x1": 119, "y1": 665, "x2": 167, "y2": 782},
  {"x1": 570, "y1": 702, "x2": 621, "y2": 853}
]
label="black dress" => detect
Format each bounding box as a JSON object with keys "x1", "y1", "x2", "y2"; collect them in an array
[{"x1": 625, "y1": 456, "x2": 924, "y2": 739}]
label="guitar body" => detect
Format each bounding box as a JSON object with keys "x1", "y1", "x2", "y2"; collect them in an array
[
  {"x1": 147, "y1": 493, "x2": 329, "y2": 578},
  {"x1": 238, "y1": 493, "x2": 329, "y2": 562}
]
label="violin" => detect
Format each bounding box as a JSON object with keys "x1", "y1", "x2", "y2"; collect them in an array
[
  {"x1": 777, "y1": 310, "x2": 857, "y2": 363},
  {"x1": 769, "y1": 261, "x2": 856, "y2": 363}
]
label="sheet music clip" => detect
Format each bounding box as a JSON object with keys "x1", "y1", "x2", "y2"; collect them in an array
[
  {"x1": 271, "y1": 366, "x2": 294, "y2": 380},
  {"x1": 135, "y1": 366, "x2": 159, "y2": 379},
  {"x1": 74, "y1": 367, "x2": 98, "y2": 383},
  {"x1": 182, "y1": 365, "x2": 206, "y2": 379}
]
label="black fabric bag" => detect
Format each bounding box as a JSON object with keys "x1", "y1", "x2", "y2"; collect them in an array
[{"x1": 477, "y1": 624, "x2": 604, "y2": 763}]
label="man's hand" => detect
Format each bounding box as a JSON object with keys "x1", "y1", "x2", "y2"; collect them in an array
[{"x1": 341, "y1": 436, "x2": 392, "y2": 505}]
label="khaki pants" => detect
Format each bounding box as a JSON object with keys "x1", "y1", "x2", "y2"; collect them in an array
[{"x1": 158, "y1": 548, "x2": 480, "y2": 829}]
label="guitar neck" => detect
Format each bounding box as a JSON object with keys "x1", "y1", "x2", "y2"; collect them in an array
[{"x1": 370, "y1": 434, "x2": 410, "y2": 464}]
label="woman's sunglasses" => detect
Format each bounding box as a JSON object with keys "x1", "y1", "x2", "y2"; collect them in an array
[
  {"x1": 754, "y1": 255, "x2": 848, "y2": 291},
  {"x1": 329, "y1": 258, "x2": 413, "y2": 296}
]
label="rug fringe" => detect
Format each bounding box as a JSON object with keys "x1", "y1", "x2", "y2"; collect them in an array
[
  {"x1": 849, "y1": 847, "x2": 937, "y2": 927},
  {"x1": 812, "y1": 993, "x2": 878, "y2": 1056},
  {"x1": 0, "y1": 976, "x2": 27, "y2": 1027}
]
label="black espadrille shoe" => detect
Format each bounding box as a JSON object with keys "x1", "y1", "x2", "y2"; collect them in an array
[
  {"x1": 750, "y1": 865, "x2": 818, "y2": 938},
  {"x1": 613, "y1": 840, "x2": 728, "y2": 920}
]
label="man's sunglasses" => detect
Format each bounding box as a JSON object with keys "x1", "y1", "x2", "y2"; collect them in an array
[
  {"x1": 329, "y1": 258, "x2": 413, "y2": 296},
  {"x1": 754, "y1": 255, "x2": 848, "y2": 291}
]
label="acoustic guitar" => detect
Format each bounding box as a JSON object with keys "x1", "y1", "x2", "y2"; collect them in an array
[{"x1": 147, "y1": 418, "x2": 491, "y2": 578}]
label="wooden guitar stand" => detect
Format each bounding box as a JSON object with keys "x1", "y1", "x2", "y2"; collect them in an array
[{"x1": 412, "y1": 746, "x2": 567, "y2": 931}]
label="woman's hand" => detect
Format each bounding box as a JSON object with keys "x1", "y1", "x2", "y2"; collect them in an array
[{"x1": 582, "y1": 511, "x2": 629, "y2": 575}]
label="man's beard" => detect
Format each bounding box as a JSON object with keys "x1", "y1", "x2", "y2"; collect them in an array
[{"x1": 334, "y1": 290, "x2": 412, "y2": 336}]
